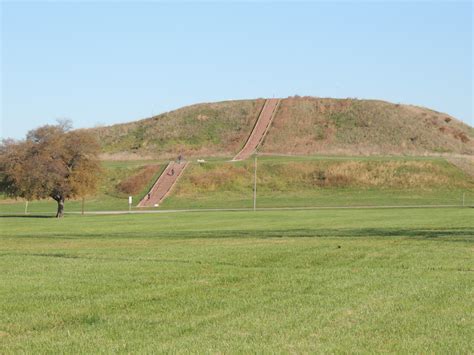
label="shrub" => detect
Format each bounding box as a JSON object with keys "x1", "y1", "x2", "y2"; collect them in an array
[
  {"x1": 308, "y1": 170, "x2": 327, "y2": 187},
  {"x1": 456, "y1": 132, "x2": 470, "y2": 143}
]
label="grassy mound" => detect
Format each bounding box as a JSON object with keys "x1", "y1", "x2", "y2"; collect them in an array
[
  {"x1": 94, "y1": 99, "x2": 265, "y2": 159},
  {"x1": 262, "y1": 97, "x2": 473, "y2": 156},
  {"x1": 92, "y1": 97, "x2": 474, "y2": 158}
]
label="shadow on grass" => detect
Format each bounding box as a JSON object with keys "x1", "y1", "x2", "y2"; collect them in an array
[
  {"x1": 4, "y1": 251, "x2": 473, "y2": 274},
  {"x1": 30, "y1": 252, "x2": 79, "y2": 258},
  {"x1": 0, "y1": 214, "x2": 55, "y2": 219},
  {"x1": 5, "y1": 227, "x2": 473, "y2": 242},
  {"x1": 172, "y1": 228, "x2": 474, "y2": 241}
]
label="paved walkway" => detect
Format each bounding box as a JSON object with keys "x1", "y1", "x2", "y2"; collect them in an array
[
  {"x1": 233, "y1": 98, "x2": 280, "y2": 161},
  {"x1": 39, "y1": 204, "x2": 468, "y2": 215},
  {"x1": 137, "y1": 161, "x2": 188, "y2": 207}
]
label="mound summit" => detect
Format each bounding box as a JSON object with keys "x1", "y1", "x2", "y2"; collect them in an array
[{"x1": 94, "y1": 96, "x2": 473, "y2": 159}]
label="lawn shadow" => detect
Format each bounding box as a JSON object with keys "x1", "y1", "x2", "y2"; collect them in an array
[
  {"x1": 0, "y1": 214, "x2": 55, "y2": 219},
  {"x1": 4, "y1": 227, "x2": 473, "y2": 242}
]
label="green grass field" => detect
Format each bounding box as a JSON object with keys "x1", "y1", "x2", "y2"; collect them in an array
[{"x1": 1, "y1": 207, "x2": 473, "y2": 352}]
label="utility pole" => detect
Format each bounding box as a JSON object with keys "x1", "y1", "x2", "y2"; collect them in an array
[{"x1": 253, "y1": 153, "x2": 258, "y2": 211}]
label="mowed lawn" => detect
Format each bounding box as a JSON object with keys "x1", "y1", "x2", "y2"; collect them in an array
[{"x1": 1, "y1": 208, "x2": 473, "y2": 353}]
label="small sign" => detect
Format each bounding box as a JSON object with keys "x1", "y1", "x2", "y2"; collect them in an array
[{"x1": 128, "y1": 196, "x2": 132, "y2": 205}]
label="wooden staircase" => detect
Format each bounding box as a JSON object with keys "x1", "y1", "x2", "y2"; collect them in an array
[
  {"x1": 137, "y1": 161, "x2": 188, "y2": 207},
  {"x1": 232, "y1": 98, "x2": 280, "y2": 161}
]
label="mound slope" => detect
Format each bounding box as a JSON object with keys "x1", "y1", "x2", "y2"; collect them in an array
[
  {"x1": 262, "y1": 97, "x2": 473, "y2": 156},
  {"x1": 95, "y1": 99, "x2": 265, "y2": 159},
  {"x1": 93, "y1": 97, "x2": 473, "y2": 158}
]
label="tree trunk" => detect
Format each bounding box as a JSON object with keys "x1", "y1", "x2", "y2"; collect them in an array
[{"x1": 56, "y1": 197, "x2": 65, "y2": 218}]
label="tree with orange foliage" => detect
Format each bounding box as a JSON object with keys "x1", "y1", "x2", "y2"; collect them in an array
[{"x1": 0, "y1": 121, "x2": 102, "y2": 217}]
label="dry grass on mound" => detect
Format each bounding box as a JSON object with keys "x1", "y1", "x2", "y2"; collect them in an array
[
  {"x1": 173, "y1": 159, "x2": 473, "y2": 197},
  {"x1": 283, "y1": 160, "x2": 470, "y2": 189},
  {"x1": 261, "y1": 97, "x2": 474, "y2": 156},
  {"x1": 93, "y1": 96, "x2": 473, "y2": 159},
  {"x1": 116, "y1": 165, "x2": 161, "y2": 195},
  {"x1": 94, "y1": 99, "x2": 265, "y2": 158},
  {"x1": 446, "y1": 156, "x2": 474, "y2": 177},
  {"x1": 180, "y1": 164, "x2": 252, "y2": 193}
]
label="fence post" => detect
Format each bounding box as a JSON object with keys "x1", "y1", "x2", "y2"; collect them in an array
[{"x1": 253, "y1": 154, "x2": 257, "y2": 212}]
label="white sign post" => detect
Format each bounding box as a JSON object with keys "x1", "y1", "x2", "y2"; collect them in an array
[
  {"x1": 253, "y1": 154, "x2": 257, "y2": 212},
  {"x1": 128, "y1": 196, "x2": 132, "y2": 212}
]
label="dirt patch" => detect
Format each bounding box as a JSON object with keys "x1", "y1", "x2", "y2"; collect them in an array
[{"x1": 196, "y1": 114, "x2": 209, "y2": 121}]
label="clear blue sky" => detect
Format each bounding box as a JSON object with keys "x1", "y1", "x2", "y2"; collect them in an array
[{"x1": 1, "y1": 1, "x2": 472, "y2": 139}]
